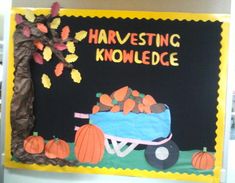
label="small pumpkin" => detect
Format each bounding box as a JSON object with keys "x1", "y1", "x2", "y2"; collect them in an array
[
  {"x1": 192, "y1": 147, "x2": 214, "y2": 170},
  {"x1": 45, "y1": 137, "x2": 70, "y2": 159},
  {"x1": 24, "y1": 132, "x2": 44, "y2": 154},
  {"x1": 74, "y1": 124, "x2": 105, "y2": 164}
]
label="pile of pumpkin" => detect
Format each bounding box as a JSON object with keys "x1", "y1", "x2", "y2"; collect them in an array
[{"x1": 92, "y1": 86, "x2": 166, "y2": 115}]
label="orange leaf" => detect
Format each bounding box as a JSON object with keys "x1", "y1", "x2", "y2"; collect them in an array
[
  {"x1": 111, "y1": 105, "x2": 120, "y2": 112},
  {"x1": 132, "y1": 90, "x2": 139, "y2": 97},
  {"x1": 123, "y1": 99, "x2": 135, "y2": 114},
  {"x1": 61, "y1": 26, "x2": 70, "y2": 40},
  {"x1": 99, "y1": 94, "x2": 113, "y2": 107},
  {"x1": 143, "y1": 105, "x2": 151, "y2": 114},
  {"x1": 138, "y1": 103, "x2": 145, "y2": 113},
  {"x1": 54, "y1": 62, "x2": 64, "y2": 77},
  {"x1": 143, "y1": 95, "x2": 157, "y2": 106},
  {"x1": 113, "y1": 86, "x2": 128, "y2": 102},
  {"x1": 92, "y1": 105, "x2": 100, "y2": 114},
  {"x1": 37, "y1": 23, "x2": 48, "y2": 33},
  {"x1": 33, "y1": 40, "x2": 44, "y2": 51}
]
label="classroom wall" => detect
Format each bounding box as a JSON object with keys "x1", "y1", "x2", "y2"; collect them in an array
[{"x1": 1, "y1": 0, "x2": 231, "y2": 183}]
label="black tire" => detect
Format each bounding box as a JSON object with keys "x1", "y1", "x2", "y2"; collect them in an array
[{"x1": 144, "y1": 140, "x2": 179, "y2": 170}]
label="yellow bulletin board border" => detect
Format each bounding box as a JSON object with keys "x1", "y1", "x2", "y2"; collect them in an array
[{"x1": 4, "y1": 8, "x2": 230, "y2": 183}]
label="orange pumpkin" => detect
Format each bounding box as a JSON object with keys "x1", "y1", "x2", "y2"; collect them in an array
[
  {"x1": 192, "y1": 147, "x2": 214, "y2": 170},
  {"x1": 24, "y1": 132, "x2": 44, "y2": 154},
  {"x1": 45, "y1": 138, "x2": 70, "y2": 159},
  {"x1": 74, "y1": 124, "x2": 105, "y2": 164}
]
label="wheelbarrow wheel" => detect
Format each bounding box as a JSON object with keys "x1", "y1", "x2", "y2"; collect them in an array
[{"x1": 144, "y1": 140, "x2": 179, "y2": 170}]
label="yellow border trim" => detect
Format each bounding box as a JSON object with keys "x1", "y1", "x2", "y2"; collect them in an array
[{"x1": 4, "y1": 8, "x2": 230, "y2": 183}]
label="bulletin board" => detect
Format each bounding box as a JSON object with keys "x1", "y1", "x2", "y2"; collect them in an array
[{"x1": 4, "y1": 3, "x2": 230, "y2": 183}]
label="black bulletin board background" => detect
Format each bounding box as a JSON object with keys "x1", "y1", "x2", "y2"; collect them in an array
[{"x1": 30, "y1": 16, "x2": 222, "y2": 152}]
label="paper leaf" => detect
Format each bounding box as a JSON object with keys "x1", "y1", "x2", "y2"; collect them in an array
[
  {"x1": 22, "y1": 25, "x2": 31, "y2": 37},
  {"x1": 25, "y1": 9, "x2": 35, "y2": 22},
  {"x1": 65, "y1": 54, "x2": 78, "y2": 63},
  {"x1": 15, "y1": 14, "x2": 23, "y2": 25},
  {"x1": 75, "y1": 31, "x2": 87, "y2": 41},
  {"x1": 54, "y1": 62, "x2": 64, "y2": 77},
  {"x1": 50, "y1": 18, "x2": 61, "y2": 29},
  {"x1": 43, "y1": 46, "x2": 52, "y2": 61},
  {"x1": 66, "y1": 41, "x2": 75, "y2": 53},
  {"x1": 33, "y1": 40, "x2": 44, "y2": 51},
  {"x1": 71, "y1": 69, "x2": 82, "y2": 84},
  {"x1": 54, "y1": 43, "x2": 67, "y2": 51},
  {"x1": 61, "y1": 26, "x2": 70, "y2": 40},
  {"x1": 33, "y1": 52, "x2": 44, "y2": 65},
  {"x1": 41, "y1": 74, "x2": 51, "y2": 89},
  {"x1": 51, "y1": 2, "x2": 60, "y2": 17},
  {"x1": 37, "y1": 23, "x2": 48, "y2": 33}
]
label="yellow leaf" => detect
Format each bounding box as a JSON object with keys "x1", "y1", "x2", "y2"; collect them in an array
[
  {"x1": 66, "y1": 41, "x2": 75, "y2": 53},
  {"x1": 50, "y1": 18, "x2": 61, "y2": 29},
  {"x1": 65, "y1": 54, "x2": 78, "y2": 63},
  {"x1": 71, "y1": 69, "x2": 82, "y2": 84},
  {"x1": 43, "y1": 46, "x2": 52, "y2": 61},
  {"x1": 41, "y1": 74, "x2": 51, "y2": 89},
  {"x1": 75, "y1": 31, "x2": 87, "y2": 41},
  {"x1": 25, "y1": 9, "x2": 35, "y2": 22}
]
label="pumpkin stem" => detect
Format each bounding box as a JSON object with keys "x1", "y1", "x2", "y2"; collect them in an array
[
  {"x1": 203, "y1": 147, "x2": 207, "y2": 152},
  {"x1": 33, "y1": 132, "x2": 38, "y2": 136}
]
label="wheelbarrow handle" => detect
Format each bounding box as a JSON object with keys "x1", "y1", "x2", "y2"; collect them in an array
[{"x1": 74, "y1": 112, "x2": 90, "y2": 119}]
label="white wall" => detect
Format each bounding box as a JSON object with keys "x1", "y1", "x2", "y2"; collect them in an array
[{"x1": 1, "y1": 0, "x2": 232, "y2": 183}]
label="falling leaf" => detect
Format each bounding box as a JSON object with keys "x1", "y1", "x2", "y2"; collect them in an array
[
  {"x1": 71, "y1": 69, "x2": 82, "y2": 84},
  {"x1": 66, "y1": 41, "x2": 75, "y2": 53},
  {"x1": 43, "y1": 46, "x2": 52, "y2": 61},
  {"x1": 33, "y1": 52, "x2": 44, "y2": 65},
  {"x1": 51, "y1": 2, "x2": 60, "y2": 17},
  {"x1": 25, "y1": 9, "x2": 35, "y2": 22},
  {"x1": 37, "y1": 23, "x2": 48, "y2": 33},
  {"x1": 54, "y1": 43, "x2": 67, "y2": 51},
  {"x1": 41, "y1": 74, "x2": 51, "y2": 89},
  {"x1": 15, "y1": 14, "x2": 23, "y2": 24},
  {"x1": 22, "y1": 25, "x2": 31, "y2": 37},
  {"x1": 50, "y1": 18, "x2": 61, "y2": 29},
  {"x1": 61, "y1": 26, "x2": 70, "y2": 40},
  {"x1": 33, "y1": 40, "x2": 44, "y2": 51},
  {"x1": 65, "y1": 54, "x2": 78, "y2": 63},
  {"x1": 54, "y1": 62, "x2": 64, "y2": 77},
  {"x1": 75, "y1": 31, "x2": 87, "y2": 41}
]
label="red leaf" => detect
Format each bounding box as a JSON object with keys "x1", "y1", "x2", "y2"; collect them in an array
[
  {"x1": 22, "y1": 25, "x2": 31, "y2": 38},
  {"x1": 37, "y1": 23, "x2": 48, "y2": 33},
  {"x1": 54, "y1": 43, "x2": 67, "y2": 51},
  {"x1": 33, "y1": 52, "x2": 44, "y2": 64},
  {"x1": 61, "y1": 26, "x2": 70, "y2": 40},
  {"x1": 33, "y1": 40, "x2": 44, "y2": 50},
  {"x1": 54, "y1": 62, "x2": 64, "y2": 76},
  {"x1": 15, "y1": 14, "x2": 23, "y2": 25},
  {"x1": 51, "y1": 2, "x2": 60, "y2": 17}
]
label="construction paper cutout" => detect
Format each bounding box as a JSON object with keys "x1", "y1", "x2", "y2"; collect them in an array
[
  {"x1": 51, "y1": 2, "x2": 60, "y2": 17},
  {"x1": 110, "y1": 105, "x2": 120, "y2": 112},
  {"x1": 65, "y1": 54, "x2": 78, "y2": 63},
  {"x1": 75, "y1": 30, "x2": 87, "y2": 41},
  {"x1": 74, "y1": 124, "x2": 105, "y2": 164},
  {"x1": 143, "y1": 95, "x2": 157, "y2": 106},
  {"x1": 92, "y1": 105, "x2": 100, "y2": 114},
  {"x1": 50, "y1": 17, "x2": 61, "y2": 29},
  {"x1": 23, "y1": 132, "x2": 45, "y2": 154},
  {"x1": 74, "y1": 112, "x2": 90, "y2": 119},
  {"x1": 54, "y1": 43, "x2": 67, "y2": 51},
  {"x1": 33, "y1": 40, "x2": 44, "y2": 51},
  {"x1": 15, "y1": 14, "x2": 23, "y2": 25},
  {"x1": 123, "y1": 98, "x2": 135, "y2": 114},
  {"x1": 144, "y1": 139, "x2": 179, "y2": 170},
  {"x1": 66, "y1": 41, "x2": 75, "y2": 53},
  {"x1": 113, "y1": 86, "x2": 129, "y2": 102},
  {"x1": 36, "y1": 23, "x2": 48, "y2": 33},
  {"x1": 24, "y1": 9, "x2": 35, "y2": 22},
  {"x1": 192, "y1": 147, "x2": 215, "y2": 170},
  {"x1": 22, "y1": 25, "x2": 31, "y2": 38},
  {"x1": 43, "y1": 46, "x2": 52, "y2": 61},
  {"x1": 70, "y1": 69, "x2": 82, "y2": 84},
  {"x1": 132, "y1": 90, "x2": 140, "y2": 97},
  {"x1": 33, "y1": 52, "x2": 44, "y2": 65},
  {"x1": 54, "y1": 62, "x2": 64, "y2": 77},
  {"x1": 99, "y1": 94, "x2": 114, "y2": 107},
  {"x1": 41, "y1": 74, "x2": 51, "y2": 89},
  {"x1": 45, "y1": 138, "x2": 70, "y2": 159},
  {"x1": 61, "y1": 26, "x2": 70, "y2": 40}
]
